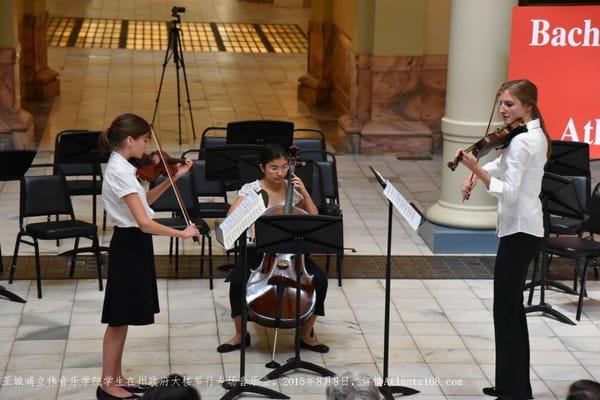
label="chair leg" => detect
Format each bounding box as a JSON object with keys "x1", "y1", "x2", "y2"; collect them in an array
[
  {"x1": 576, "y1": 260, "x2": 590, "y2": 321},
  {"x1": 56, "y1": 214, "x2": 60, "y2": 247},
  {"x1": 208, "y1": 234, "x2": 213, "y2": 290},
  {"x1": 200, "y1": 235, "x2": 205, "y2": 277},
  {"x1": 102, "y1": 210, "x2": 107, "y2": 232},
  {"x1": 93, "y1": 235, "x2": 103, "y2": 291},
  {"x1": 0, "y1": 243, "x2": 3, "y2": 275},
  {"x1": 9, "y1": 232, "x2": 23, "y2": 284},
  {"x1": 336, "y1": 253, "x2": 343, "y2": 287},
  {"x1": 33, "y1": 239, "x2": 42, "y2": 299},
  {"x1": 326, "y1": 254, "x2": 331, "y2": 272},
  {"x1": 69, "y1": 237, "x2": 80, "y2": 278},
  {"x1": 169, "y1": 237, "x2": 174, "y2": 259},
  {"x1": 528, "y1": 253, "x2": 540, "y2": 306},
  {"x1": 175, "y1": 237, "x2": 179, "y2": 274}
]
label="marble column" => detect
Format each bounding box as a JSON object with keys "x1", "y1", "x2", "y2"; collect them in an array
[
  {"x1": 426, "y1": 0, "x2": 517, "y2": 229},
  {"x1": 0, "y1": 0, "x2": 35, "y2": 150}
]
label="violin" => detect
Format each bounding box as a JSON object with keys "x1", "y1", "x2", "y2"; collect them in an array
[
  {"x1": 447, "y1": 118, "x2": 527, "y2": 171},
  {"x1": 130, "y1": 150, "x2": 185, "y2": 181},
  {"x1": 246, "y1": 147, "x2": 317, "y2": 328}
]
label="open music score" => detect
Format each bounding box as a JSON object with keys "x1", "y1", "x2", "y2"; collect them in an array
[
  {"x1": 216, "y1": 190, "x2": 266, "y2": 250},
  {"x1": 370, "y1": 166, "x2": 422, "y2": 231}
]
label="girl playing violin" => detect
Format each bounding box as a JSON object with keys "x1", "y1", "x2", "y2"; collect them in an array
[
  {"x1": 217, "y1": 144, "x2": 330, "y2": 354},
  {"x1": 456, "y1": 80, "x2": 551, "y2": 400},
  {"x1": 98, "y1": 113, "x2": 200, "y2": 400}
]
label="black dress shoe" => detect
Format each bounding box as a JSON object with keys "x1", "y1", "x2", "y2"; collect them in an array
[
  {"x1": 483, "y1": 387, "x2": 500, "y2": 397},
  {"x1": 96, "y1": 386, "x2": 140, "y2": 400},
  {"x1": 300, "y1": 340, "x2": 329, "y2": 353},
  {"x1": 118, "y1": 384, "x2": 153, "y2": 393},
  {"x1": 217, "y1": 333, "x2": 251, "y2": 353},
  {"x1": 483, "y1": 386, "x2": 532, "y2": 400}
]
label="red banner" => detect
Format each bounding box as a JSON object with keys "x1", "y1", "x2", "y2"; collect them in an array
[{"x1": 509, "y1": 5, "x2": 600, "y2": 158}]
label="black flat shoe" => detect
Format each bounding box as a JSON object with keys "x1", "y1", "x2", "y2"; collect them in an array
[
  {"x1": 483, "y1": 387, "x2": 500, "y2": 397},
  {"x1": 118, "y1": 384, "x2": 153, "y2": 393},
  {"x1": 300, "y1": 340, "x2": 329, "y2": 353},
  {"x1": 96, "y1": 386, "x2": 140, "y2": 400},
  {"x1": 217, "y1": 332, "x2": 251, "y2": 353},
  {"x1": 483, "y1": 387, "x2": 532, "y2": 399}
]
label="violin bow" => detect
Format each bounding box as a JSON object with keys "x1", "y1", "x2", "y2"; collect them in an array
[
  {"x1": 463, "y1": 92, "x2": 501, "y2": 201},
  {"x1": 148, "y1": 125, "x2": 198, "y2": 241}
]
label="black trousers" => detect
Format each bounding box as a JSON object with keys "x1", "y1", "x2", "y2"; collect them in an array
[
  {"x1": 494, "y1": 232, "x2": 542, "y2": 400},
  {"x1": 229, "y1": 246, "x2": 328, "y2": 318}
]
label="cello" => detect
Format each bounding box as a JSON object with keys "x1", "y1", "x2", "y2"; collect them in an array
[{"x1": 245, "y1": 147, "x2": 317, "y2": 329}]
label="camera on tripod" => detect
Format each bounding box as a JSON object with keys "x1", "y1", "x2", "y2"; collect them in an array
[{"x1": 171, "y1": 6, "x2": 185, "y2": 17}]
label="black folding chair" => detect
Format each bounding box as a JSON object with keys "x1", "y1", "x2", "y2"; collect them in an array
[
  {"x1": 9, "y1": 167, "x2": 103, "y2": 298},
  {"x1": 53, "y1": 130, "x2": 108, "y2": 230}
]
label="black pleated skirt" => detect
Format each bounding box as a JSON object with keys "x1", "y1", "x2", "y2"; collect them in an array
[{"x1": 101, "y1": 227, "x2": 159, "y2": 326}]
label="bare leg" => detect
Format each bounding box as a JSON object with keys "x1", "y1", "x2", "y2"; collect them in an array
[
  {"x1": 114, "y1": 326, "x2": 129, "y2": 385},
  {"x1": 222, "y1": 316, "x2": 243, "y2": 345},
  {"x1": 101, "y1": 325, "x2": 133, "y2": 397},
  {"x1": 301, "y1": 315, "x2": 321, "y2": 345}
]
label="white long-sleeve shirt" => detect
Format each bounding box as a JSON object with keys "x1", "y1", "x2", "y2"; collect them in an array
[{"x1": 482, "y1": 119, "x2": 547, "y2": 238}]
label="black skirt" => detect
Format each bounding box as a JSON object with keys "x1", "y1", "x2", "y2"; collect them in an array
[{"x1": 101, "y1": 227, "x2": 159, "y2": 326}]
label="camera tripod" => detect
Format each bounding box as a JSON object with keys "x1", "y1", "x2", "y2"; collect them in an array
[{"x1": 152, "y1": 6, "x2": 197, "y2": 145}]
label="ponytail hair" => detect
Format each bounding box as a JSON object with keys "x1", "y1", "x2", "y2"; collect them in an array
[
  {"x1": 498, "y1": 79, "x2": 552, "y2": 160},
  {"x1": 99, "y1": 113, "x2": 151, "y2": 155}
]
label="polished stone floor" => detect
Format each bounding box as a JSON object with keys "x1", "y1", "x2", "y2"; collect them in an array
[{"x1": 1, "y1": 277, "x2": 600, "y2": 400}]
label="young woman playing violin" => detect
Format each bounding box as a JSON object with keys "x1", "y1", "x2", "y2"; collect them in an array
[
  {"x1": 456, "y1": 80, "x2": 552, "y2": 400},
  {"x1": 217, "y1": 144, "x2": 330, "y2": 354},
  {"x1": 98, "y1": 113, "x2": 200, "y2": 400}
]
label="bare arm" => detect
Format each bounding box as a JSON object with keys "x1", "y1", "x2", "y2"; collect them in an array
[
  {"x1": 226, "y1": 195, "x2": 246, "y2": 216},
  {"x1": 124, "y1": 193, "x2": 199, "y2": 238},
  {"x1": 291, "y1": 174, "x2": 318, "y2": 215},
  {"x1": 146, "y1": 159, "x2": 193, "y2": 205}
]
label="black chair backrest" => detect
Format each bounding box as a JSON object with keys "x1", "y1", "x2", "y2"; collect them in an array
[
  {"x1": 315, "y1": 159, "x2": 339, "y2": 203},
  {"x1": 201, "y1": 135, "x2": 227, "y2": 151},
  {"x1": 20, "y1": 174, "x2": 74, "y2": 226},
  {"x1": 150, "y1": 174, "x2": 196, "y2": 213},
  {"x1": 546, "y1": 140, "x2": 590, "y2": 177},
  {"x1": 53, "y1": 130, "x2": 105, "y2": 175},
  {"x1": 568, "y1": 175, "x2": 591, "y2": 212},
  {"x1": 585, "y1": 183, "x2": 600, "y2": 234},
  {"x1": 226, "y1": 120, "x2": 294, "y2": 148},
  {"x1": 0, "y1": 150, "x2": 36, "y2": 181},
  {"x1": 543, "y1": 172, "x2": 586, "y2": 220},
  {"x1": 190, "y1": 159, "x2": 227, "y2": 198},
  {"x1": 294, "y1": 138, "x2": 326, "y2": 162}
]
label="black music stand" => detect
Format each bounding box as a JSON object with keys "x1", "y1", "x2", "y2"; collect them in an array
[
  {"x1": 369, "y1": 166, "x2": 419, "y2": 398},
  {"x1": 256, "y1": 214, "x2": 340, "y2": 381},
  {"x1": 525, "y1": 172, "x2": 576, "y2": 325},
  {"x1": 205, "y1": 145, "x2": 264, "y2": 274},
  {"x1": 0, "y1": 150, "x2": 36, "y2": 303},
  {"x1": 226, "y1": 120, "x2": 293, "y2": 148},
  {"x1": 220, "y1": 229, "x2": 289, "y2": 400},
  {"x1": 207, "y1": 145, "x2": 288, "y2": 400},
  {"x1": 205, "y1": 145, "x2": 264, "y2": 191}
]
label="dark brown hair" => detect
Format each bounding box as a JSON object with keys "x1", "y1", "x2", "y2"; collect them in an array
[
  {"x1": 497, "y1": 79, "x2": 552, "y2": 160},
  {"x1": 99, "y1": 113, "x2": 150, "y2": 154}
]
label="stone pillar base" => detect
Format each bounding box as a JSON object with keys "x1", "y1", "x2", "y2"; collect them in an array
[
  {"x1": 35, "y1": 68, "x2": 60, "y2": 102},
  {"x1": 339, "y1": 115, "x2": 432, "y2": 158},
  {"x1": 0, "y1": 107, "x2": 35, "y2": 150},
  {"x1": 298, "y1": 74, "x2": 330, "y2": 105}
]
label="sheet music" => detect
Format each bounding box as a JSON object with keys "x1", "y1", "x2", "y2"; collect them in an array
[
  {"x1": 383, "y1": 179, "x2": 422, "y2": 231},
  {"x1": 216, "y1": 190, "x2": 266, "y2": 250}
]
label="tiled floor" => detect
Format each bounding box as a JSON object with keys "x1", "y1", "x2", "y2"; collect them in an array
[{"x1": 1, "y1": 278, "x2": 599, "y2": 399}]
